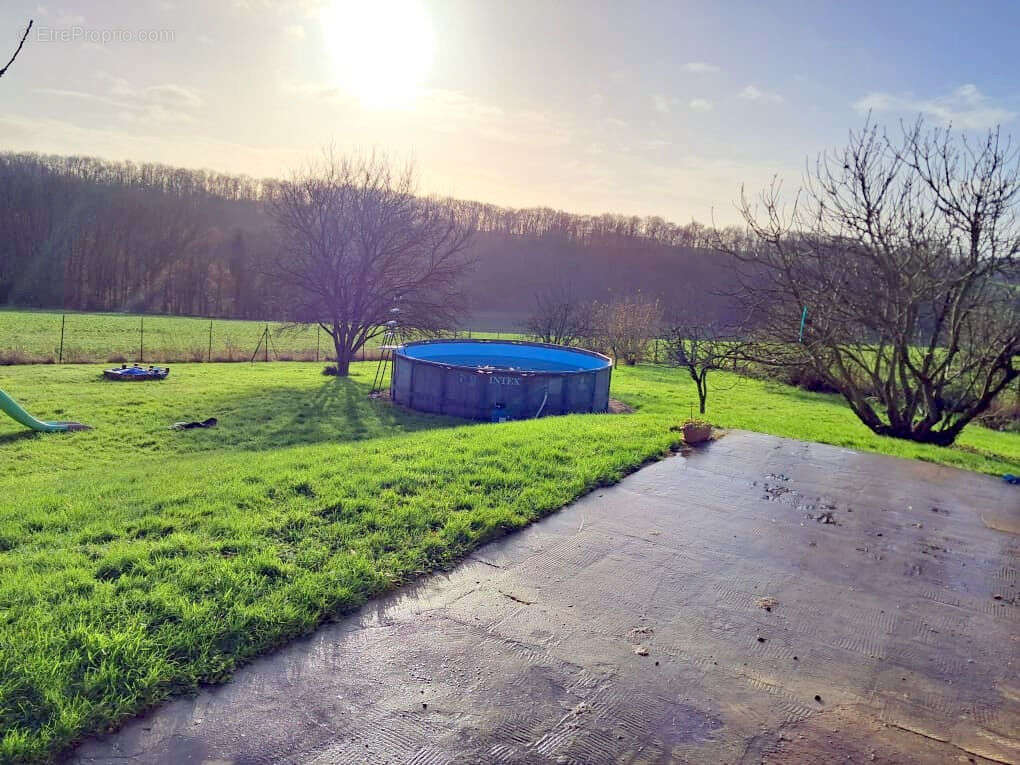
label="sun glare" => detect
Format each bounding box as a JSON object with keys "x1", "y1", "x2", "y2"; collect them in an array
[{"x1": 323, "y1": 0, "x2": 435, "y2": 109}]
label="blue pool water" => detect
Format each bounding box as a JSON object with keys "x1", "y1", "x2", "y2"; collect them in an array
[{"x1": 400, "y1": 341, "x2": 608, "y2": 372}]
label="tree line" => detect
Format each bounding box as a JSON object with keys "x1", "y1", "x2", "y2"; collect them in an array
[
  {"x1": 0, "y1": 151, "x2": 742, "y2": 321},
  {"x1": 0, "y1": 153, "x2": 279, "y2": 317}
]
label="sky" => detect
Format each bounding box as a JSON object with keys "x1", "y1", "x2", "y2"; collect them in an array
[{"x1": 2, "y1": 0, "x2": 1018, "y2": 224}]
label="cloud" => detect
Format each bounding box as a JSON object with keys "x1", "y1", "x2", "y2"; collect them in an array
[
  {"x1": 681, "y1": 62, "x2": 720, "y2": 74},
  {"x1": 104, "y1": 76, "x2": 203, "y2": 113},
  {"x1": 652, "y1": 94, "x2": 671, "y2": 114},
  {"x1": 282, "y1": 76, "x2": 574, "y2": 151},
  {"x1": 143, "y1": 84, "x2": 203, "y2": 109},
  {"x1": 80, "y1": 41, "x2": 111, "y2": 54},
  {"x1": 688, "y1": 98, "x2": 713, "y2": 112},
  {"x1": 739, "y1": 85, "x2": 783, "y2": 104},
  {"x1": 231, "y1": 0, "x2": 324, "y2": 14},
  {"x1": 278, "y1": 78, "x2": 347, "y2": 102},
  {"x1": 118, "y1": 105, "x2": 196, "y2": 126},
  {"x1": 37, "y1": 76, "x2": 203, "y2": 126},
  {"x1": 283, "y1": 24, "x2": 306, "y2": 39},
  {"x1": 55, "y1": 11, "x2": 86, "y2": 26},
  {"x1": 0, "y1": 113, "x2": 303, "y2": 178},
  {"x1": 419, "y1": 90, "x2": 572, "y2": 149},
  {"x1": 852, "y1": 84, "x2": 1015, "y2": 129}
]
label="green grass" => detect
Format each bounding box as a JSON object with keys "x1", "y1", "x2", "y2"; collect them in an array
[
  {"x1": 0, "y1": 361, "x2": 1017, "y2": 762},
  {"x1": 0, "y1": 309, "x2": 523, "y2": 365},
  {"x1": 0, "y1": 309, "x2": 329, "y2": 364}
]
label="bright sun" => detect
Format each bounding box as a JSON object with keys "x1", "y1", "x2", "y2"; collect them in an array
[{"x1": 323, "y1": 0, "x2": 434, "y2": 109}]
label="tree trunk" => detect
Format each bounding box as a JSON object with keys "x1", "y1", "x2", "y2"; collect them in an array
[
  {"x1": 332, "y1": 335, "x2": 352, "y2": 377},
  {"x1": 869, "y1": 422, "x2": 960, "y2": 446},
  {"x1": 697, "y1": 370, "x2": 709, "y2": 414}
]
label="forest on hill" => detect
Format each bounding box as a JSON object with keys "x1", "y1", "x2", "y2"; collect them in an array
[{"x1": 0, "y1": 152, "x2": 744, "y2": 328}]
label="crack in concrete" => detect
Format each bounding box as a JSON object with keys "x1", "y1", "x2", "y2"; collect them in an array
[
  {"x1": 498, "y1": 590, "x2": 535, "y2": 605},
  {"x1": 884, "y1": 720, "x2": 1017, "y2": 765},
  {"x1": 467, "y1": 555, "x2": 504, "y2": 569}
]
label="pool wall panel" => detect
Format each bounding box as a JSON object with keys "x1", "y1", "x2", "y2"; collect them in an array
[{"x1": 390, "y1": 339, "x2": 612, "y2": 421}]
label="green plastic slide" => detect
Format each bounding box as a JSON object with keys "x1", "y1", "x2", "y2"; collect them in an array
[{"x1": 0, "y1": 388, "x2": 89, "y2": 432}]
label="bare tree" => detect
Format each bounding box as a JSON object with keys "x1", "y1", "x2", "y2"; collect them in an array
[
  {"x1": 723, "y1": 118, "x2": 1019, "y2": 445},
  {"x1": 593, "y1": 293, "x2": 662, "y2": 365},
  {"x1": 665, "y1": 323, "x2": 744, "y2": 414},
  {"x1": 1, "y1": 20, "x2": 32, "y2": 80},
  {"x1": 269, "y1": 151, "x2": 476, "y2": 376},
  {"x1": 523, "y1": 285, "x2": 594, "y2": 345}
]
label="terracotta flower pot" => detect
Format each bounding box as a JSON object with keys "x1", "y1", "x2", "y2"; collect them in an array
[{"x1": 682, "y1": 422, "x2": 712, "y2": 444}]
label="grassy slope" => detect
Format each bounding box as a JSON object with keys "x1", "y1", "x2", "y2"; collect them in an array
[
  {"x1": 0, "y1": 309, "x2": 519, "y2": 364},
  {"x1": 0, "y1": 362, "x2": 1017, "y2": 762}
]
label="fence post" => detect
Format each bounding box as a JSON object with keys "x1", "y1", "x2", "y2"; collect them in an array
[
  {"x1": 208, "y1": 320, "x2": 213, "y2": 363},
  {"x1": 139, "y1": 316, "x2": 144, "y2": 363},
  {"x1": 58, "y1": 314, "x2": 65, "y2": 364}
]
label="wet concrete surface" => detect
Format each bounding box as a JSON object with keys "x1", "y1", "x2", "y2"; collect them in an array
[{"x1": 73, "y1": 430, "x2": 1020, "y2": 764}]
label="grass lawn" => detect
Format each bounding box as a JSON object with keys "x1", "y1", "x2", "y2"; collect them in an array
[{"x1": 0, "y1": 361, "x2": 1017, "y2": 762}]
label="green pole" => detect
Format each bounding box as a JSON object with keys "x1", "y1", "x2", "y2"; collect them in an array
[
  {"x1": 798, "y1": 306, "x2": 807, "y2": 343},
  {"x1": 208, "y1": 320, "x2": 213, "y2": 362},
  {"x1": 58, "y1": 314, "x2": 65, "y2": 364}
]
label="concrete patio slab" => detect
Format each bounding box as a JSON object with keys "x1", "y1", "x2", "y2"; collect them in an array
[{"x1": 73, "y1": 430, "x2": 1020, "y2": 764}]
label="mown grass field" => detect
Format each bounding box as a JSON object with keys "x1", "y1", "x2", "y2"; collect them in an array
[
  {"x1": 0, "y1": 361, "x2": 1017, "y2": 762},
  {"x1": 0, "y1": 309, "x2": 520, "y2": 365}
]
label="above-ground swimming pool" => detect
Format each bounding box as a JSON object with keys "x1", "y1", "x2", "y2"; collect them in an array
[{"x1": 391, "y1": 339, "x2": 613, "y2": 421}]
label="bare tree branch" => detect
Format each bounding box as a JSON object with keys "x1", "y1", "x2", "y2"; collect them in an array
[
  {"x1": 717, "y1": 117, "x2": 1020, "y2": 445},
  {"x1": 268, "y1": 150, "x2": 477, "y2": 376},
  {"x1": 0, "y1": 20, "x2": 33, "y2": 80},
  {"x1": 523, "y1": 285, "x2": 594, "y2": 346},
  {"x1": 592, "y1": 293, "x2": 662, "y2": 365},
  {"x1": 664, "y1": 322, "x2": 746, "y2": 414}
]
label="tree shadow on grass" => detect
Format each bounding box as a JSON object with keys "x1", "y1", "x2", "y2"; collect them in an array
[
  {"x1": 173, "y1": 375, "x2": 467, "y2": 454},
  {"x1": 758, "y1": 380, "x2": 846, "y2": 406}
]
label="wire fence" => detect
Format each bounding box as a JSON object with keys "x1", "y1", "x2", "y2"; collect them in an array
[{"x1": 0, "y1": 311, "x2": 520, "y2": 366}]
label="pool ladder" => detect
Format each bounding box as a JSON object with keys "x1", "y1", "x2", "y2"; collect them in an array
[{"x1": 370, "y1": 320, "x2": 403, "y2": 397}]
